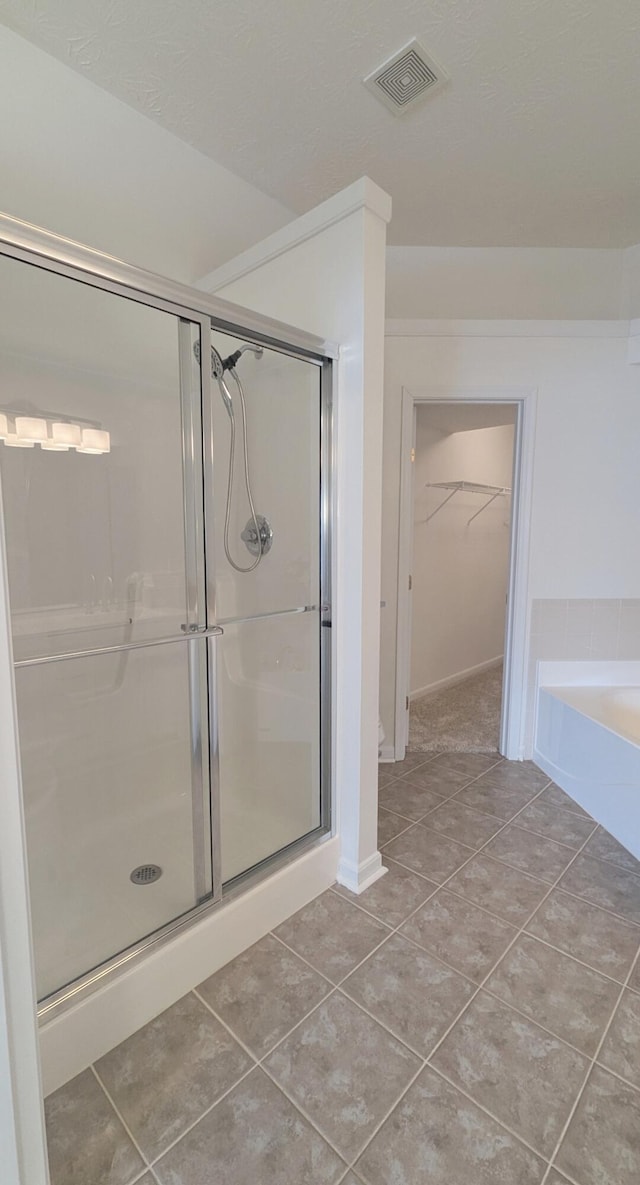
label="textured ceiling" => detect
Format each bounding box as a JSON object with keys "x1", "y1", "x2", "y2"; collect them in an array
[{"x1": 2, "y1": 0, "x2": 640, "y2": 246}]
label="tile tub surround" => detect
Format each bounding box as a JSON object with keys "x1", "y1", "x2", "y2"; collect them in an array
[
  {"x1": 525, "y1": 598, "x2": 640, "y2": 751},
  {"x1": 44, "y1": 753, "x2": 640, "y2": 1185}
]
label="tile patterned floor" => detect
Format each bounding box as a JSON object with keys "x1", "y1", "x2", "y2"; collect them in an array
[{"x1": 45, "y1": 752, "x2": 640, "y2": 1185}]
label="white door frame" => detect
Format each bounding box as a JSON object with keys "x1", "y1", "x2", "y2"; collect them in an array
[{"x1": 395, "y1": 386, "x2": 537, "y2": 762}]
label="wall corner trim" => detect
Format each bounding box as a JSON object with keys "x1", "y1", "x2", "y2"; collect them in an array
[
  {"x1": 336, "y1": 851, "x2": 387, "y2": 894},
  {"x1": 198, "y1": 177, "x2": 392, "y2": 294},
  {"x1": 385, "y1": 318, "x2": 631, "y2": 339}
]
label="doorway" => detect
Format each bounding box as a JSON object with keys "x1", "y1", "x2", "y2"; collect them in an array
[{"x1": 395, "y1": 389, "x2": 535, "y2": 761}]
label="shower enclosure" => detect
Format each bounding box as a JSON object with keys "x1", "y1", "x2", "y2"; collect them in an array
[{"x1": 0, "y1": 218, "x2": 332, "y2": 1015}]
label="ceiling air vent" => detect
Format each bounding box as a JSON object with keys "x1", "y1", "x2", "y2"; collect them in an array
[{"x1": 364, "y1": 39, "x2": 448, "y2": 115}]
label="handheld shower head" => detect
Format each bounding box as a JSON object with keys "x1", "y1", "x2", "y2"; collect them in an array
[
  {"x1": 210, "y1": 346, "x2": 234, "y2": 417},
  {"x1": 211, "y1": 342, "x2": 263, "y2": 418}
]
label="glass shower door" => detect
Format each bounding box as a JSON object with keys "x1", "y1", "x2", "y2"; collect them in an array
[
  {"x1": 0, "y1": 254, "x2": 215, "y2": 1002},
  {"x1": 208, "y1": 331, "x2": 327, "y2": 883}
]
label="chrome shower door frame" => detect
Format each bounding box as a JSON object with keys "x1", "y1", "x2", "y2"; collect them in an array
[
  {"x1": 202, "y1": 326, "x2": 335, "y2": 895},
  {"x1": 0, "y1": 211, "x2": 335, "y2": 1021}
]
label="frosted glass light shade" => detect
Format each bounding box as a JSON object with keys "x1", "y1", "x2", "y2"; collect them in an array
[
  {"x1": 78, "y1": 428, "x2": 110, "y2": 454},
  {"x1": 0, "y1": 414, "x2": 9, "y2": 439},
  {"x1": 51, "y1": 421, "x2": 82, "y2": 447},
  {"x1": 41, "y1": 442, "x2": 69, "y2": 451},
  {"x1": 15, "y1": 416, "x2": 48, "y2": 443},
  {"x1": 4, "y1": 435, "x2": 34, "y2": 447}
]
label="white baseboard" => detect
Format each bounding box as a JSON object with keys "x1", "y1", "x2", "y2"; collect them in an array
[
  {"x1": 336, "y1": 850, "x2": 387, "y2": 894},
  {"x1": 378, "y1": 743, "x2": 396, "y2": 763},
  {"x1": 410, "y1": 655, "x2": 503, "y2": 702},
  {"x1": 39, "y1": 835, "x2": 340, "y2": 1096}
]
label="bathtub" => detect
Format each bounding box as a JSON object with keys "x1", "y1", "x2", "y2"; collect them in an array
[{"x1": 534, "y1": 662, "x2": 640, "y2": 860}]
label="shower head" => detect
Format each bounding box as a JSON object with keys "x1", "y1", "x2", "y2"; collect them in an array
[
  {"x1": 211, "y1": 342, "x2": 263, "y2": 418},
  {"x1": 210, "y1": 346, "x2": 225, "y2": 380}
]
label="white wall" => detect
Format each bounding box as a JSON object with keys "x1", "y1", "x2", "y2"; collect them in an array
[
  {"x1": 200, "y1": 178, "x2": 391, "y2": 893},
  {"x1": 0, "y1": 25, "x2": 292, "y2": 282},
  {"x1": 411, "y1": 419, "x2": 514, "y2": 696},
  {"x1": 386, "y1": 247, "x2": 630, "y2": 320},
  {"x1": 381, "y1": 330, "x2": 640, "y2": 754}
]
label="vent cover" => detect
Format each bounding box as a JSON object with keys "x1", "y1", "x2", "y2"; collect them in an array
[{"x1": 364, "y1": 39, "x2": 448, "y2": 115}]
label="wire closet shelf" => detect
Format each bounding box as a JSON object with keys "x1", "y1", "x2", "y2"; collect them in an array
[{"x1": 422, "y1": 480, "x2": 512, "y2": 525}]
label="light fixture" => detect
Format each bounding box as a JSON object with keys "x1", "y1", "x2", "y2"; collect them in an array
[
  {"x1": 15, "y1": 416, "x2": 48, "y2": 444},
  {"x1": 0, "y1": 413, "x2": 110, "y2": 454},
  {"x1": 77, "y1": 428, "x2": 110, "y2": 455},
  {"x1": 51, "y1": 421, "x2": 82, "y2": 448}
]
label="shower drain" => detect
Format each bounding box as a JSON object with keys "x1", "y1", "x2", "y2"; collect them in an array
[{"x1": 130, "y1": 864, "x2": 163, "y2": 886}]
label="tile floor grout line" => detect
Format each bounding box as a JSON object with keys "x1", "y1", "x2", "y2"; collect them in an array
[
  {"x1": 272, "y1": 928, "x2": 397, "y2": 994},
  {"x1": 416, "y1": 796, "x2": 640, "y2": 1178},
  {"x1": 524, "y1": 881, "x2": 640, "y2": 934},
  {"x1": 268, "y1": 929, "x2": 352, "y2": 983},
  {"x1": 518, "y1": 928, "x2": 639, "y2": 988},
  {"x1": 194, "y1": 946, "x2": 474, "y2": 1180},
  {"x1": 478, "y1": 984, "x2": 611, "y2": 1063},
  {"x1": 330, "y1": 881, "x2": 435, "y2": 928},
  {"x1": 380, "y1": 819, "x2": 600, "y2": 906},
  {"x1": 410, "y1": 792, "x2": 596, "y2": 856},
  {"x1": 540, "y1": 941, "x2": 640, "y2": 1184},
  {"x1": 589, "y1": 1054, "x2": 640, "y2": 1095},
  {"x1": 191, "y1": 987, "x2": 263, "y2": 1064},
  {"x1": 378, "y1": 779, "x2": 561, "y2": 907},
  {"x1": 569, "y1": 845, "x2": 640, "y2": 885},
  {"x1": 346, "y1": 996, "x2": 557, "y2": 1179},
  {"x1": 425, "y1": 1060, "x2": 553, "y2": 1165},
  {"x1": 377, "y1": 819, "x2": 415, "y2": 845},
  {"x1": 543, "y1": 879, "x2": 640, "y2": 928},
  {"x1": 258, "y1": 1058, "x2": 358, "y2": 1168},
  {"x1": 418, "y1": 819, "x2": 604, "y2": 1072},
  {"x1": 143, "y1": 1063, "x2": 259, "y2": 1170},
  {"x1": 390, "y1": 920, "x2": 504, "y2": 983},
  {"x1": 90, "y1": 1064, "x2": 153, "y2": 1171},
  {"x1": 447, "y1": 780, "x2": 553, "y2": 813},
  {"x1": 383, "y1": 801, "x2": 597, "y2": 858},
  {"x1": 129, "y1": 1169, "x2": 157, "y2": 1185},
  {"x1": 194, "y1": 978, "x2": 343, "y2": 1069},
  {"x1": 378, "y1": 802, "x2": 432, "y2": 824},
  {"x1": 340, "y1": 1061, "x2": 427, "y2": 1175},
  {"x1": 392, "y1": 761, "x2": 519, "y2": 807},
  {"x1": 334, "y1": 979, "x2": 462, "y2": 1062},
  {"x1": 345, "y1": 783, "x2": 571, "y2": 981},
  {"x1": 490, "y1": 818, "x2": 599, "y2": 853},
  {"x1": 328, "y1": 881, "x2": 440, "y2": 930},
  {"x1": 392, "y1": 756, "x2": 508, "y2": 793}
]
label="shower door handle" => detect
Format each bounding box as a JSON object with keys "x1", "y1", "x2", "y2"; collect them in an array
[
  {"x1": 14, "y1": 626, "x2": 224, "y2": 667},
  {"x1": 181, "y1": 625, "x2": 224, "y2": 637}
]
